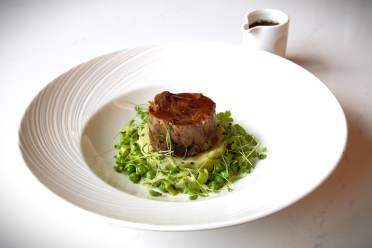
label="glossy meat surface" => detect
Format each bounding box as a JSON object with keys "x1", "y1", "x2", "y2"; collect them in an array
[{"x1": 148, "y1": 91, "x2": 218, "y2": 156}]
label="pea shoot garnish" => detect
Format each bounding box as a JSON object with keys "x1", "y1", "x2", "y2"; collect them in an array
[{"x1": 114, "y1": 105, "x2": 266, "y2": 200}]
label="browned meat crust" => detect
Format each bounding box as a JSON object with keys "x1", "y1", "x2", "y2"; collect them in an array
[{"x1": 148, "y1": 91, "x2": 218, "y2": 157}]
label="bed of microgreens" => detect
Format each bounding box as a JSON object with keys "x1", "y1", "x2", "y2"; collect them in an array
[{"x1": 114, "y1": 105, "x2": 266, "y2": 200}]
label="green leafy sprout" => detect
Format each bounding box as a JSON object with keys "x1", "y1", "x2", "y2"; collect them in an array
[{"x1": 114, "y1": 105, "x2": 267, "y2": 200}]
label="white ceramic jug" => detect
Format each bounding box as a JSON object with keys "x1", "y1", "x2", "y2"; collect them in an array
[{"x1": 242, "y1": 9, "x2": 289, "y2": 57}]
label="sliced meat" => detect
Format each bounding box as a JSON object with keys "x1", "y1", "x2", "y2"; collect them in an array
[{"x1": 148, "y1": 91, "x2": 218, "y2": 157}]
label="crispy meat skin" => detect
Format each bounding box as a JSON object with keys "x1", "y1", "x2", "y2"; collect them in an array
[{"x1": 148, "y1": 91, "x2": 218, "y2": 156}]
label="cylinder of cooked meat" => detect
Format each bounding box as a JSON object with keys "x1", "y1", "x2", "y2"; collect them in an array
[{"x1": 148, "y1": 91, "x2": 218, "y2": 157}]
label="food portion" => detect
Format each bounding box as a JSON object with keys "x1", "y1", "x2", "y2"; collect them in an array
[
  {"x1": 148, "y1": 91, "x2": 218, "y2": 157},
  {"x1": 114, "y1": 91, "x2": 267, "y2": 200}
]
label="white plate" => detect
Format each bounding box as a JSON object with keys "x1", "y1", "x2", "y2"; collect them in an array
[{"x1": 19, "y1": 42, "x2": 347, "y2": 231}]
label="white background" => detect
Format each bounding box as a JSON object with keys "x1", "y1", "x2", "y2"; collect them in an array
[{"x1": 1, "y1": 0, "x2": 372, "y2": 247}]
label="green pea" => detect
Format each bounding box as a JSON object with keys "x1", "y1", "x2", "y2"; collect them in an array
[
  {"x1": 136, "y1": 165, "x2": 147, "y2": 175},
  {"x1": 146, "y1": 170, "x2": 156, "y2": 179},
  {"x1": 126, "y1": 164, "x2": 136, "y2": 174},
  {"x1": 214, "y1": 161, "x2": 224, "y2": 172},
  {"x1": 259, "y1": 153, "x2": 267, "y2": 160},
  {"x1": 119, "y1": 145, "x2": 130, "y2": 157},
  {"x1": 189, "y1": 195, "x2": 198, "y2": 200},
  {"x1": 208, "y1": 181, "x2": 220, "y2": 191},
  {"x1": 128, "y1": 173, "x2": 141, "y2": 183},
  {"x1": 220, "y1": 170, "x2": 228, "y2": 179},
  {"x1": 214, "y1": 174, "x2": 225, "y2": 185},
  {"x1": 114, "y1": 165, "x2": 124, "y2": 173},
  {"x1": 149, "y1": 190, "x2": 162, "y2": 197},
  {"x1": 197, "y1": 169, "x2": 209, "y2": 184}
]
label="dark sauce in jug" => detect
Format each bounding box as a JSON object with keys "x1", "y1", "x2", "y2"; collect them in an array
[{"x1": 248, "y1": 20, "x2": 279, "y2": 28}]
